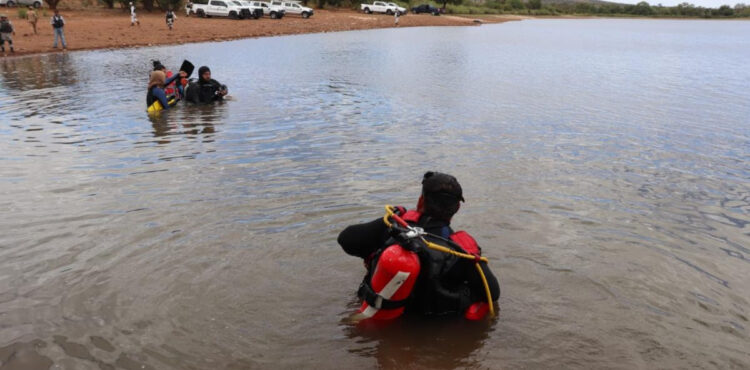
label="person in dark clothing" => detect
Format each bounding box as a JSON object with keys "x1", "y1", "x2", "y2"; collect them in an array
[
  {"x1": 165, "y1": 8, "x2": 176, "y2": 30},
  {"x1": 50, "y1": 10, "x2": 66, "y2": 50},
  {"x1": 338, "y1": 172, "x2": 500, "y2": 318},
  {"x1": 0, "y1": 14, "x2": 15, "y2": 54},
  {"x1": 184, "y1": 66, "x2": 227, "y2": 104}
]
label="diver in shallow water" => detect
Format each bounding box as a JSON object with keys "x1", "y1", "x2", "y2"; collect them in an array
[
  {"x1": 338, "y1": 172, "x2": 500, "y2": 320},
  {"x1": 184, "y1": 66, "x2": 227, "y2": 104},
  {"x1": 152, "y1": 60, "x2": 182, "y2": 99},
  {"x1": 147, "y1": 68, "x2": 187, "y2": 111}
]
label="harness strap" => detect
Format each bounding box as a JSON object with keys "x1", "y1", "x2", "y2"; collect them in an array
[{"x1": 357, "y1": 278, "x2": 408, "y2": 310}]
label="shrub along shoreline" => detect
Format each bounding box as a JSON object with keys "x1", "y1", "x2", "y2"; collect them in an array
[{"x1": 17, "y1": 0, "x2": 750, "y2": 19}]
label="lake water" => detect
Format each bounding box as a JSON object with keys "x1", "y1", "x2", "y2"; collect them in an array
[{"x1": 1, "y1": 18, "x2": 749, "y2": 369}]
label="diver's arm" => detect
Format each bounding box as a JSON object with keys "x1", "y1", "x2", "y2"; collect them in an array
[
  {"x1": 211, "y1": 79, "x2": 227, "y2": 99},
  {"x1": 165, "y1": 72, "x2": 181, "y2": 86},
  {"x1": 152, "y1": 88, "x2": 170, "y2": 110},
  {"x1": 469, "y1": 261, "x2": 500, "y2": 302},
  {"x1": 337, "y1": 218, "x2": 388, "y2": 259}
]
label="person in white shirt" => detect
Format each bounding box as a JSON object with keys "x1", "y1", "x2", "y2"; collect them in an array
[{"x1": 130, "y1": 2, "x2": 140, "y2": 26}]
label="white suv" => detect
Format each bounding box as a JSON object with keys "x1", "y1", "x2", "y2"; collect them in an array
[
  {"x1": 0, "y1": 0, "x2": 43, "y2": 7},
  {"x1": 270, "y1": 1, "x2": 313, "y2": 18}
]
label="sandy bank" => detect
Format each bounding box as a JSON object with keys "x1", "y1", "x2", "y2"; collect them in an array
[{"x1": 0, "y1": 9, "x2": 519, "y2": 57}]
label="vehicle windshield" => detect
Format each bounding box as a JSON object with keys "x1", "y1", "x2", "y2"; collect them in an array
[{"x1": 233, "y1": 1, "x2": 241, "y2": 5}]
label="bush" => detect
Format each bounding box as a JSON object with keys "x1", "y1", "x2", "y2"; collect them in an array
[{"x1": 17, "y1": 8, "x2": 27, "y2": 19}]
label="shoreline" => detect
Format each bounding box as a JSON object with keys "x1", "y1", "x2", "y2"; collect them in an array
[{"x1": 0, "y1": 9, "x2": 521, "y2": 58}]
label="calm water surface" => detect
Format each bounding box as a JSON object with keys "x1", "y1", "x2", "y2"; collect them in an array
[{"x1": 1, "y1": 19, "x2": 749, "y2": 369}]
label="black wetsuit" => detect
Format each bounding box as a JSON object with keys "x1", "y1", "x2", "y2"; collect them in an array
[
  {"x1": 338, "y1": 215, "x2": 500, "y2": 316},
  {"x1": 185, "y1": 78, "x2": 226, "y2": 104}
]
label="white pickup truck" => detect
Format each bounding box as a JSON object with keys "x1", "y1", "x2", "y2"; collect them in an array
[
  {"x1": 190, "y1": 0, "x2": 252, "y2": 19},
  {"x1": 361, "y1": 1, "x2": 401, "y2": 15},
  {"x1": 386, "y1": 2, "x2": 406, "y2": 14},
  {"x1": 248, "y1": 1, "x2": 286, "y2": 18},
  {"x1": 270, "y1": 1, "x2": 314, "y2": 18}
]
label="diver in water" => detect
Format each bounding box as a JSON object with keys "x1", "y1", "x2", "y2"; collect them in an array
[
  {"x1": 147, "y1": 68, "x2": 187, "y2": 111},
  {"x1": 152, "y1": 60, "x2": 182, "y2": 99},
  {"x1": 338, "y1": 172, "x2": 500, "y2": 320},
  {"x1": 184, "y1": 66, "x2": 227, "y2": 104}
]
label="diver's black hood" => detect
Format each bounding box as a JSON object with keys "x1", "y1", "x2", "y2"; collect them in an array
[{"x1": 198, "y1": 66, "x2": 211, "y2": 82}]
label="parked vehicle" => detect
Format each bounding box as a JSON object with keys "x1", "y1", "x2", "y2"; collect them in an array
[
  {"x1": 0, "y1": 0, "x2": 43, "y2": 7},
  {"x1": 235, "y1": 0, "x2": 265, "y2": 18},
  {"x1": 191, "y1": 0, "x2": 249, "y2": 19},
  {"x1": 249, "y1": 1, "x2": 286, "y2": 18},
  {"x1": 386, "y1": 2, "x2": 406, "y2": 15},
  {"x1": 411, "y1": 3, "x2": 442, "y2": 15},
  {"x1": 270, "y1": 0, "x2": 313, "y2": 18},
  {"x1": 360, "y1": 1, "x2": 400, "y2": 15}
]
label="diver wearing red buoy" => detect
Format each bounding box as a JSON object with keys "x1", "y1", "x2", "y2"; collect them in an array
[{"x1": 338, "y1": 172, "x2": 500, "y2": 321}]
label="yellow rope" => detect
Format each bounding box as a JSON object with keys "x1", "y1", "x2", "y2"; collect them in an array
[{"x1": 384, "y1": 205, "x2": 496, "y2": 318}]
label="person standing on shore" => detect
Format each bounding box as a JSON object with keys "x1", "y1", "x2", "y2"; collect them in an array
[
  {"x1": 0, "y1": 14, "x2": 15, "y2": 55},
  {"x1": 394, "y1": 10, "x2": 399, "y2": 27},
  {"x1": 51, "y1": 10, "x2": 66, "y2": 50},
  {"x1": 166, "y1": 8, "x2": 176, "y2": 30},
  {"x1": 130, "y1": 2, "x2": 140, "y2": 26},
  {"x1": 186, "y1": 1, "x2": 193, "y2": 16},
  {"x1": 27, "y1": 6, "x2": 38, "y2": 35}
]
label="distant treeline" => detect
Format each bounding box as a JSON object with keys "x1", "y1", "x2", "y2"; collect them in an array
[
  {"x1": 414, "y1": 0, "x2": 750, "y2": 17},
  {"x1": 43, "y1": 0, "x2": 750, "y2": 17}
]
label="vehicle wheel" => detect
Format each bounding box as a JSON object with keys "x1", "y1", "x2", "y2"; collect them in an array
[
  {"x1": 7, "y1": 0, "x2": 15, "y2": 6},
  {"x1": 386, "y1": 9, "x2": 393, "y2": 15},
  {"x1": 33, "y1": 1, "x2": 41, "y2": 7},
  {"x1": 270, "y1": 11, "x2": 277, "y2": 19},
  {"x1": 364, "y1": 7, "x2": 371, "y2": 14},
  {"x1": 229, "y1": 11, "x2": 238, "y2": 19},
  {"x1": 197, "y1": 9, "x2": 205, "y2": 17},
  {"x1": 301, "y1": 11, "x2": 309, "y2": 18}
]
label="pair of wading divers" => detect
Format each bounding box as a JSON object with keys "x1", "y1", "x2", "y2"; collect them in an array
[
  {"x1": 144, "y1": 61, "x2": 500, "y2": 322},
  {"x1": 146, "y1": 60, "x2": 227, "y2": 114}
]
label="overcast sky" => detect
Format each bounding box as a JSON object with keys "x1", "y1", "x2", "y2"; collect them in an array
[{"x1": 617, "y1": 0, "x2": 742, "y2": 7}]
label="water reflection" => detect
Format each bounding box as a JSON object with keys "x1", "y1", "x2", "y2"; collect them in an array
[
  {"x1": 345, "y1": 317, "x2": 492, "y2": 369},
  {"x1": 0, "y1": 19, "x2": 749, "y2": 369},
  {"x1": 0, "y1": 53, "x2": 77, "y2": 91}
]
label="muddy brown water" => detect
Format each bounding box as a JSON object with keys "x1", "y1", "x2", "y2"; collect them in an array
[{"x1": 1, "y1": 19, "x2": 749, "y2": 369}]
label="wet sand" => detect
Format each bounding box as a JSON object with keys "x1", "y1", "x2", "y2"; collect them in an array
[{"x1": 1, "y1": 9, "x2": 520, "y2": 57}]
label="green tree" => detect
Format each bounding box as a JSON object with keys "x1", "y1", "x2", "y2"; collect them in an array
[
  {"x1": 631, "y1": 1, "x2": 654, "y2": 15},
  {"x1": 574, "y1": 2, "x2": 593, "y2": 13},
  {"x1": 527, "y1": 0, "x2": 541, "y2": 9},
  {"x1": 142, "y1": 0, "x2": 155, "y2": 11},
  {"x1": 717, "y1": 4, "x2": 734, "y2": 14},
  {"x1": 440, "y1": 0, "x2": 463, "y2": 11},
  {"x1": 44, "y1": 0, "x2": 63, "y2": 9}
]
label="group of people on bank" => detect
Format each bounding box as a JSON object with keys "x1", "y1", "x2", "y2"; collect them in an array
[
  {"x1": 146, "y1": 60, "x2": 227, "y2": 112},
  {"x1": 0, "y1": 9, "x2": 66, "y2": 55}
]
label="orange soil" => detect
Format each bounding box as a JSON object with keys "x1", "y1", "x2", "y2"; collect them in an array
[{"x1": 0, "y1": 8, "x2": 519, "y2": 56}]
